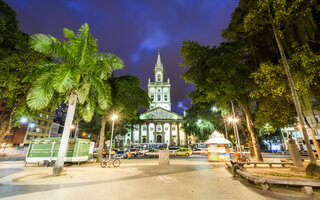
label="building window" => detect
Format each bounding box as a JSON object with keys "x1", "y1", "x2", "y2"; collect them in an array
[
  {"x1": 143, "y1": 127, "x2": 147, "y2": 131},
  {"x1": 151, "y1": 95, "x2": 154, "y2": 101},
  {"x1": 49, "y1": 122, "x2": 52, "y2": 126},
  {"x1": 172, "y1": 126, "x2": 176, "y2": 131},
  {"x1": 164, "y1": 94, "x2": 168, "y2": 101},
  {"x1": 34, "y1": 136, "x2": 38, "y2": 139},
  {"x1": 46, "y1": 115, "x2": 49, "y2": 119},
  {"x1": 157, "y1": 126, "x2": 161, "y2": 131},
  {"x1": 44, "y1": 122, "x2": 48, "y2": 126},
  {"x1": 158, "y1": 89, "x2": 160, "y2": 92},
  {"x1": 27, "y1": 135, "x2": 31, "y2": 140},
  {"x1": 36, "y1": 128, "x2": 40, "y2": 133},
  {"x1": 157, "y1": 75, "x2": 161, "y2": 82},
  {"x1": 47, "y1": 129, "x2": 50, "y2": 133},
  {"x1": 40, "y1": 113, "x2": 43, "y2": 117},
  {"x1": 158, "y1": 95, "x2": 161, "y2": 101},
  {"x1": 1, "y1": 103, "x2": 5, "y2": 107},
  {"x1": 165, "y1": 127, "x2": 168, "y2": 131},
  {"x1": 151, "y1": 106, "x2": 154, "y2": 109},
  {"x1": 151, "y1": 127, "x2": 154, "y2": 131},
  {"x1": 42, "y1": 129, "x2": 45, "y2": 133}
]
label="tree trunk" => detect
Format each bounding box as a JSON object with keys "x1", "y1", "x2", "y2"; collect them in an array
[
  {"x1": 268, "y1": 5, "x2": 315, "y2": 163},
  {"x1": 239, "y1": 100, "x2": 263, "y2": 161},
  {"x1": 130, "y1": 124, "x2": 134, "y2": 145},
  {"x1": 304, "y1": 114, "x2": 320, "y2": 159},
  {"x1": 97, "y1": 114, "x2": 106, "y2": 162},
  {"x1": 53, "y1": 91, "x2": 78, "y2": 176},
  {"x1": 0, "y1": 108, "x2": 15, "y2": 148}
]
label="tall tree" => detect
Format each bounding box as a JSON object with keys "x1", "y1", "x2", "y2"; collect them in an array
[
  {"x1": 180, "y1": 41, "x2": 263, "y2": 161},
  {"x1": 25, "y1": 23, "x2": 117, "y2": 175},
  {"x1": 0, "y1": 1, "x2": 49, "y2": 146},
  {"x1": 242, "y1": 0, "x2": 318, "y2": 163}
]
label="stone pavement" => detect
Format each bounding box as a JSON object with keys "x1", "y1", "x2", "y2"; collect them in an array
[{"x1": 0, "y1": 159, "x2": 307, "y2": 200}]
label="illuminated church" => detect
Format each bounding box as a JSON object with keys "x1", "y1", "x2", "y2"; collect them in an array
[{"x1": 125, "y1": 51, "x2": 187, "y2": 146}]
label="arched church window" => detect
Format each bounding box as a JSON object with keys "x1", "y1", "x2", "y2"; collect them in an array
[
  {"x1": 164, "y1": 94, "x2": 168, "y2": 101},
  {"x1": 158, "y1": 95, "x2": 161, "y2": 101},
  {"x1": 151, "y1": 94, "x2": 154, "y2": 101},
  {"x1": 157, "y1": 75, "x2": 161, "y2": 82}
]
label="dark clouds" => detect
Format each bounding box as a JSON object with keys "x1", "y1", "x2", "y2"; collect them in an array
[{"x1": 7, "y1": 0, "x2": 239, "y2": 115}]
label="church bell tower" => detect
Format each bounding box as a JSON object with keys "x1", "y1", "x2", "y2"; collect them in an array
[{"x1": 147, "y1": 51, "x2": 171, "y2": 111}]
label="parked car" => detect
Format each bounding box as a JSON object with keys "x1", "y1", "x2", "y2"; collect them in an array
[
  {"x1": 114, "y1": 150, "x2": 127, "y2": 159},
  {"x1": 173, "y1": 148, "x2": 192, "y2": 156},
  {"x1": 192, "y1": 148, "x2": 208, "y2": 155},
  {"x1": 128, "y1": 148, "x2": 140, "y2": 157},
  {"x1": 145, "y1": 149, "x2": 159, "y2": 157},
  {"x1": 93, "y1": 148, "x2": 108, "y2": 158},
  {"x1": 169, "y1": 147, "x2": 180, "y2": 154}
]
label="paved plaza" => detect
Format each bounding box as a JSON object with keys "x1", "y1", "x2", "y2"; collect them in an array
[{"x1": 0, "y1": 158, "x2": 313, "y2": 200}]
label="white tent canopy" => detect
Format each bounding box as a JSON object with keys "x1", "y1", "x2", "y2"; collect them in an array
[{"x1": 204, "y1": 131, "x2": 231, "y2": 144}]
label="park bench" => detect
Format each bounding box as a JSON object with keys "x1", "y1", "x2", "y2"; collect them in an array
[
  {"x1": 240, "y1": 161, "x2": 293, "y2": 168},
  {"x1": 226, "y1": 162, "x2": 320, "y2": 195}
]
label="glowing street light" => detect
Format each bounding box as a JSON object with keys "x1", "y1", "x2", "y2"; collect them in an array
[
  {"x1": 20, "y1": 117, "x2": 28, "y2": 124},
  {"x1": 108, "y1": 114, "x2": 118, "y2": 168},
  {"x1": 70, "y1": 124, "x2": 75, "y2": 129},
  {"x1": 212, "y1": 106, "x2": 217, "y2": 112}
]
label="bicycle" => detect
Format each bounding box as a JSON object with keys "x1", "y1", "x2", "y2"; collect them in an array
[{"x1": 100, "y1": 157, "x2": 121, "y2": 168}]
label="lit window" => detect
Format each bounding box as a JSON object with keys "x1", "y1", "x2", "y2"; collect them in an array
[
  {"x1": 40, "y1": 113, "x2": 43, "y2": 117},
  {"x1": 46, "y1": 115, "x2": 49, "y2": 119},
  {"x1": 36, "y1": 128, "x2": 40, "y2": 133}
]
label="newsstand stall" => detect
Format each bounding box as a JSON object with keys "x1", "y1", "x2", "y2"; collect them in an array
[{"x1": 204, "y1": 131, "x2": 231, "y2": 162}]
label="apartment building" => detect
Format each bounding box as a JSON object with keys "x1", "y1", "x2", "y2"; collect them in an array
[{"x1": 22, "y1": 108, "x2": 56, "y2": 146}]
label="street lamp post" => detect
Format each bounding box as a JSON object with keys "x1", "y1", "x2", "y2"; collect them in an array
[
  {"x1": 108, "y1": 114, "x2": 118, "y2": 168},
  {"x1": 231, "y1": 101, "x2": 241, "y2": 154}
]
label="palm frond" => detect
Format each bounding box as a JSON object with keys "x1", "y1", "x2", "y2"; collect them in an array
[
  {"x1": 63, "y1": 28, "x2": 75, "y2": 40},
  {"x1": 52, "y1": 64, "x2": 76, "y2": 93},
  {"x1": 30, "y1": 34, "x2": 71, "y2": 62},
  {"x1": 78, "y1": 83, "x2": 90, "y2": 104},
  {"x1": 71, "y1": 23, "x2": 98, "y2": 68},
  {"x1": 89, "y1": 76, "x2": 111, "y2": 110},
  {"x1": 22, "y1": 63, "x2": 58, "y2": 83},
  {"x1": 78, "y1": 96, "x2": 95, "y2": 122},
  {"x1": 27, "y1": 73, "x2": 55, "y2": 110}
]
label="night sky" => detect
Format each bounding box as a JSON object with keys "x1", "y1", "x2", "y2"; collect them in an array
[{"x1": 7, "y1": 0, "x2": 239, "y2": 115}]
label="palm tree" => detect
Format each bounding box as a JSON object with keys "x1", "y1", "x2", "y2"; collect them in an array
[{"x1": 25, "y1": 23, "x2": 123, "y2": 175}]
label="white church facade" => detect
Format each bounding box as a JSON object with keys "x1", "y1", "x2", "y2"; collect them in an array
[{"x1": 124, "y1": 51, "x2": 187, "y2": 147}]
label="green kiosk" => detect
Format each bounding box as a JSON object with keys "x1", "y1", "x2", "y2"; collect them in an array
[{"x1": 25, "y1": 138, "x2": 94, "y2": 166}]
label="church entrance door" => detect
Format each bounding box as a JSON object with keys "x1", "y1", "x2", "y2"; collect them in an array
[
  {"x1": 142, "y1": 137, "x2": 146, "y2": 143},
  {"x1": 157, "y1": 135, "x2": 162, "y2": 143}
]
